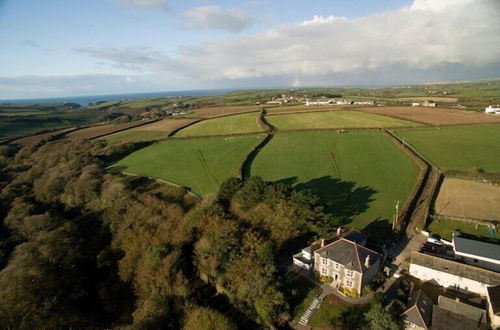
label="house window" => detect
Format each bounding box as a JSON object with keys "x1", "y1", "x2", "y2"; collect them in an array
[
  {"x1": 335, "y1": 263, "x2": 340, "y2": 270},
  {"x1": 322, "y1": 258, "x2": 328, "y2": 265},
  {"x1": 345, "y1": 279, "x2": 353, "y2": 288},
  {"x1": 346, "y1": 270, "x2": 353, "y2": 277}
]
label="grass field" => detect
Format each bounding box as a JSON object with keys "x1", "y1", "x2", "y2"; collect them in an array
[
  {"x1": 189, "y1": 105, "x2": 260, "y2": 119},
  {"x1": 104, "y1": 119, "x2": 198, "y2": 143},
  {"x1": 266, "y1": 111, "x2": 420, "y2": 131},
  {"x1": 427, "y1": 218, "x2": 500, "y2": 241},
  {"x1": 395, "y1": 125, "x2": 500, "y2": 173},
  {"x1": 0, "y1": 112, "x2": 102, "y2": 142},
  {"x1": 434, "y1": 178, "x2": 500, "y2": 221},
  {"x1": 175, "y1": 113, "x2": 263, "y2": 137},
  {"x1": 251, "y1": 131, "x2": 420, "y2": 230},
  {"x1": 109, "y1": 135, "x2": 264, "y2": 196}
]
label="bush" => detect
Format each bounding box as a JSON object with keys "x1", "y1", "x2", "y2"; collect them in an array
[{"x1": 320, "y1": 275, "x2": 333, "y2": 283}]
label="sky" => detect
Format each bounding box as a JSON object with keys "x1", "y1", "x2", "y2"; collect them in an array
[{"x1": 0, "y1": 0, "x2": 499, "y2": 99}]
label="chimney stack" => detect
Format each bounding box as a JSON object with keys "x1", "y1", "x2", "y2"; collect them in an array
[
  {"x1": 365, "y1": 255, "x2": 371, "y2": 268},
  {"x1": 320, "y1": 239, "x2": 325, "y2": 248}
]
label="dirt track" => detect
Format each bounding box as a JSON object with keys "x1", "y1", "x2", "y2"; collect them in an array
[
  {"x1": 435, "y1": 178, "x2": 500, "y2": 221},
  {"x1": 357, "y1": 106, "x2": 500, "y2": 126}
]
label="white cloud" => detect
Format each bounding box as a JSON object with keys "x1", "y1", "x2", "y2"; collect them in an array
[
  {"x1": 182, "y1": 5, "x2": 253, "y2": 33},
  {"x1": 84, "y1": 0, "x2": 500, "y2": 85},
  {"x1": 112, "y1": 0, "x2": 168, "y2": 10}
]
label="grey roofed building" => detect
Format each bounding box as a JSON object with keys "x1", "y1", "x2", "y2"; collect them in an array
[
  {"x1": 411, "y1": 252, "x2": 500, "y2": 285},
  {"x1": 488, "y1": 285, "x2": 500, "y2": 315},
  {"x1": 453, "y1": 235, "x2": 500, "y2": 261},
  {"x1": 431, "y1": 305, "x2": 489, "y2": 330},
  {"x1": 401, "y1": 289, "x2": 433, "y2": 329},
  {"x1": 314, "y1": 238, "x2": 381, "y2": 273},
  {"x1": 437, "y1": 295, "x2": 486, "y2": 324}
]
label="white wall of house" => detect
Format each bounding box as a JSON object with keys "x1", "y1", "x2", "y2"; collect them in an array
[
  {"x1": 454, "y1": 251, "x2": 500, "y2": 272},
  {"x1": 488, "y1": 303, "x2": 500, "y2": 329},
  {"x1": 409, "y1": 263, "x2": 489, "y2": 296}
]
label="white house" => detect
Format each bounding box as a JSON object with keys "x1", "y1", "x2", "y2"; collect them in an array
[
  {"x1": 452, "y1": 233, "x2": 500, "y2": 272},
  {"x1": 313, "y1": 231, "x2": 383, "y2": 295},
  {"x1": 422, "y1": 100, "x2": 436, "y2": 107},
  {"x1": 485, "y1": 105, "x2": 500, "y2": 115},
  {"x1": 409, "y1": 252, "x2": 500, "y2": 297},
  {"x1": 412, "y1": 102, "x2": 420, "y2": 107},
  {"x1": 487, "y1": 285, "x2": 500, "y2": 329}
]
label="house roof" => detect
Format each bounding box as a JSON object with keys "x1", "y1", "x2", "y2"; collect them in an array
[
  {"x1": 453, "y1": 236, "x2": 500, "y2": 261},
  {"x1": 410, "y1": 252, "x2": 500, "y2": 285},
  {"x1": 315, "y1": 237, "x2": 382, "y2": 273},
  {"x1": 342, "y1": 229, "x2": 367, "y2": 245},
  {"x1": 401, "y1": 289, "x2": 433, "y2": 329},
  {"x1": 431, "y1": 305, "x2": 489, "y2": 330},
  {"x1": 437, "y1": 295, "x2": 486, "y2": 323},
  {"x1": 487, "y1": 285, "x2": 500, "y2": 315}
]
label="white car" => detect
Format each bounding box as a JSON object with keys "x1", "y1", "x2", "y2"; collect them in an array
[{"x1": 427, "y1": 236, "x2": 443, "y2": 246}]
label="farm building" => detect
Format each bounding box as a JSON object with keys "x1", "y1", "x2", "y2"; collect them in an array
[
  {"x1": 353, "y1": 100, "x2": 374, "y2": 105},
  {"x1": 452, "y1": 233, "x2": 500, "y2": 272},
  {"x1": 409, "y1": 252, "x2": 500, "y2": 297},
  {"x1": 422, "y1": 100, "x2": 437, "y2": 107},
  {"x1": 401, "y1": 289, "x2": 489, "y2": 330},
  {"x1": 485, "y1": 105, "x2": 500, "y2": 115},
  {"x1": 401, "y1": 289, "x2": 433, "y2": 329},
  {"x1": 412, "y1": 102, "x2": 420, "y2": 107},
  {"x1": 305, "y1": 98, "x2": 332, "y2": 106}
]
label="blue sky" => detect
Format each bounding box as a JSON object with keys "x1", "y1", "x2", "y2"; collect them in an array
[{"x1": 0, "y1": 0, "x2": 499, "y2": 98}]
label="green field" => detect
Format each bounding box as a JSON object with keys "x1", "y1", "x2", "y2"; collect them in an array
[
  {"x1": 427, "y1": 218, "x2": 500, "y2": 241},
  {"x1": 104, "y1": 130, "x2": 167, "y2": 144},
  {"x1": 175, "y1": 112, "x2": 262, "y2": 137},
  {"x1": 266, "y1": 111, "x2": 420, "y2": 130},
  {"x1": 395, "y1": 125, "x2": 500, "y2": 173},
  {"x1": 251, "y1": 131, "x2": 420, "y2": 230},
  {"x1": 0, "y1": 112, "x2": 102, "y2": 141},
  {"x1": 109, "y1": 135, "x2": 263, "y2": 196}
]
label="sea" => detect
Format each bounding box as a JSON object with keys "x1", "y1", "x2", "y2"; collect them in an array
[{"x1": 0, "y1": 89, "x2": 234, "y2": 106}]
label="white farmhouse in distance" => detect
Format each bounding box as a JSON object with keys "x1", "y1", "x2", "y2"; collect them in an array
[{"x1": 485, "y1": 105, "x2": 500, "y2": 115}]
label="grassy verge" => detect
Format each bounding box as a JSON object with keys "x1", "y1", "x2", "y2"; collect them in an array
[{"x1": 427, "y1": 217, "x2": 500, "y2": 241}]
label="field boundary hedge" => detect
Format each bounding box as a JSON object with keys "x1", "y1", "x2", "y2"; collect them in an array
[
  {"x1": 384, "y1": 130, "x2": 433, "y2": 233},
  {"x1": 239, "y1": 109, "x2": 275, "y2": 180},
  {"x1": 167, "y1": 119, "x2": 202, "y2": 137},
  {"x1": 87, "y1": 119, "x2": 160, "y2": 140}
]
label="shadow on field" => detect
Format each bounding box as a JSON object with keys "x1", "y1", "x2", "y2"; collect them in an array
[{"x1": 278, "y1": 176, "x2": 376, "y2": 226}]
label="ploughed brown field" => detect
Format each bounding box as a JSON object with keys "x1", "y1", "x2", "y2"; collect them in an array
[
  {"x1": 357, "y1": 106, "x2": 500, "y2": 125},
  {"x1": 10, "y1": 127, "x2": 75, "y2": 146},
  {"x1": 190, "y1": 105, "x2": 261, "y2": 118},
  {"x1": 64, "y1": 121, "x2": 154, "y2": 140},
  {"x1": 435, "y1": 178, "x2": 500, "y2": 221}
]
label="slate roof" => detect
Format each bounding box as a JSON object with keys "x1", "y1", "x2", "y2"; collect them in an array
[
  {"x1": 487, "y1": 285, "x2": 500, "y2": 315},
  {"x1": 342, "y1": 229, "x2": 367, "y2": 245},
  {"x1": 401, "y1": 289, "x2": 433, "y2": 329},
  {"x1": 437, "y1": 295, "x2": 486, "y2": 324},
  {"x1": 315, "y1": 238, "x2": 382, "y2": 273},
  {"x1": 432, "y1": 305, "x2": 489, "y2": 330},
  {"x1": 453, "y1": 236, "x2": 500, "y2": 261},
  {"x1": 411, "y1": 252, "x2": 500, "y2": 285}
]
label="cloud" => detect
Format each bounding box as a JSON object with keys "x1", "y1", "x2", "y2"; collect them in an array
[
  {"x1": 82, "y1": 0, "x2": 500, "y2": 86},
  {"x1": 182, "y1": 5, "x2": 253, "y2": 33},
  {"x1": 111, "y1": 0, "x2": 168, "y2": 10}
]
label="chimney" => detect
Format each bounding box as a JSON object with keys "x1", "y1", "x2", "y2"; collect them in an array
[
  {"x1": 365, "y1": 255, "x2": 371, "y2": 268},
  {"x1": 336, "y1": 226, "x2": 343, "y2": 237},
  {"x1": 320, "y1": 239, "x2": 325, "y2": 248}
]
